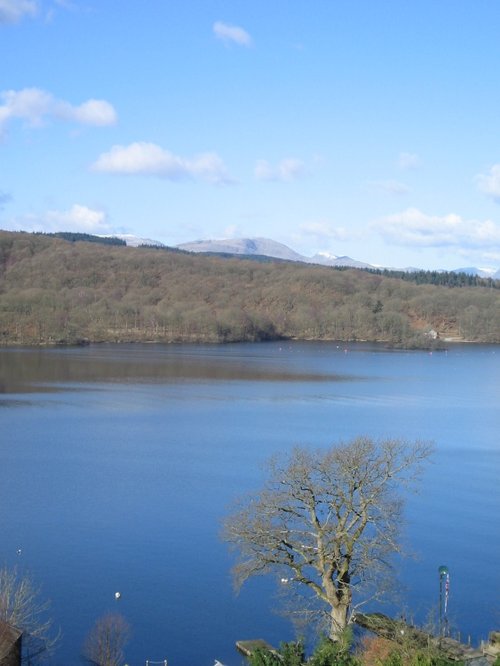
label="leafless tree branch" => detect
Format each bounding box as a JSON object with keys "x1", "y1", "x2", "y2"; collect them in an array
[
  {"x1": 83, "y1": 613, "x2": 131, "y2": 666},
  {"x1": 0, "y1": 566, "x2": 59, "y2": 664},
  {"x1": 223, "y1": 436, "x2": 433, "y2": 639}
]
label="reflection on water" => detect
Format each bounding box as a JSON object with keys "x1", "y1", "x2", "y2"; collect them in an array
[
  {"x1": 0, "y1": 344, "x2": 354, "y2": 393},
  {"x1": 0, "y1": 342, "x2": 498, "y2": 666}
]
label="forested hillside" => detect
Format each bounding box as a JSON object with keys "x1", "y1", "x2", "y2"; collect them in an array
[{"x1": 0, "y1": 231, "x2": 498, "y2": 346}]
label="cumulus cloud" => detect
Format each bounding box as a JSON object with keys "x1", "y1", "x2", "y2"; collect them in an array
[
  {"x1": 92, "y1": 142, "x2": 234, "y2": 185},
  {"x1": 475, "y1": 164, "x2": 500, "y2": 202},
  {"x1": 0, "y1": 87, "x2": 117, "y2": 133},
  {"x1": 398, "y1": 152, "x2": 421, "y2": 170},
  {"x1": 255, "y1": 158, "x2": 306, "y2": 182},
  {"x1": 57, "y1": 98, "x2": 117, "y2": 125},
  {"x1": 45, "y1": 204, "x2": 111, "y2": 232},
  {"x1": 373, "y1": 207, "x2": 500, "y2": 250},
  {"x1": 5, "y1": 204, "x2": 111, "y2": 234},
  {"x1": 0, "y1": 0, "x2": 37, "y2": 24},
  {"x1": 0, "y1": 88, "x2": 51, "y2": 128},
  {"x1": 213, "y1": 21, "x2": 252, "y2": 46}
]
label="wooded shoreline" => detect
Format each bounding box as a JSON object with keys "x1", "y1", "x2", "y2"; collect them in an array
[{"x1": 1, "y1": 231, "x2": 499, "y2": 348}]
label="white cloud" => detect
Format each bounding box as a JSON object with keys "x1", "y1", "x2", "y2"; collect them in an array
[
  {"x1": 475, "y1": 164, "x2": 500, "y2": 201},
  {"x1": 46, "y1": 204, "x2": 111, "y2": 232},
  {"x1": 373, "y1": 207, "x2": 500, "y2": 250},
  {"x1": 224, "y1": 224, "x2": 240, "y2": 237},
  {"x1": 0, "y1": 87, "x2": 117, "y2": 132},
  {"x1": 0, "y1": 0, "x2": 78, "y2": 24},
  {"x1": 5, "y1": 204, "x2": 111, "y2": 234},
  {"x1": 479, "y1": 249, "x2": 500, "y2": 263},
  {"x1": 213, "y1": 21, "x2": 252, "y2": 47},
  {"x1": 188, "y1": 151, "x2": 234, "y2": 184},
  {"x1": 255, "y1": 158, "x2": 306, "y2": 182},
  {"x1": 0, "y1": 88, "x2": 52, "y2": 128},
  {"x1": 0, "y1": 0, "x2": 37, "y2": 24},
  {"x1": 56, "y1": 98, "x2": 117, "y2": 126},
  {"x1": 92, "y1": 142, "x2": 184, "y2": 176},
  {"x1": 368, "y1": 179, "x2": 410, "y2": 195},
  {"x1": 398, "y1": 152, "x2": 421, "y2": 170},
  {"x1": 92, "y1": 142, "x2": 234, "y2": 184}
]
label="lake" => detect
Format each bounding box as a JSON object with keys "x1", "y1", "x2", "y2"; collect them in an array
[{"x1": 0, "y1": 341, "x2": 498, "y2": 665}]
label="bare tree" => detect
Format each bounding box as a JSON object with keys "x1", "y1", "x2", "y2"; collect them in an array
[
  {"x1": 83, "y1": 613, "x2": 131, "y2": 666},
  {"x1": 223, "y1": 437, "x2": 433, "y2": 640},
  {"x1": 0, "y1": 618, "x2": 22, "y2": 665},
  {"x1": 0, "y1": 566, "x2": 58, "y2": 664}
]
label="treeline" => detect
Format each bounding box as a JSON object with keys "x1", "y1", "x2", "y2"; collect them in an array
[
  {"x1": 365, "y1": 267, "x2": 499, "y2": 288},
  {"x1": 34, "y1": 231, "x2": 127, "y2": 246},
  {"x1": 27, "y1": 232, "x2": 500, "y2": 287},
  {"x1": 0, "y1": 231, "x2": 499, "y2": 346}
]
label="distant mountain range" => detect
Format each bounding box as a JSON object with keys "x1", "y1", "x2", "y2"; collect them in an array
[
  {"x1": 176, "y1": 237, "x2": 373, "y2": 269},
  {"x1": 109, "y1": 235, "x2": 500, "y2": 278},
  {"x1": 451, "y1": 266, "x2": 500, "y2": 278},
  {"x1": 108, "y1": 234, "x2": 167, "y2": 248}
]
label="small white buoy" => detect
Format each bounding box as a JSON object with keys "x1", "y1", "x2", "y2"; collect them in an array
[
  {"x1": 16, "y1": 548, "x2": 22, "y2": 555},
  {"x1": 114, "y1": 592, "x2": 121, "y2": 600}
]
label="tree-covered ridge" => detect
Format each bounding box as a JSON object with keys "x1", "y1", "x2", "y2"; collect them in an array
[
  {"x1": 365, "y1": 267, "x2": 499, "y2": 289},
  {"x1": 35, "y1": 231, "x2": 127, "y2": 246},
  {"x1": 20, "y1": 231, "x2": 500, "y2": 286},
  {"x1": 0, "y1": 231, "x2": 498, "y2": 346}
]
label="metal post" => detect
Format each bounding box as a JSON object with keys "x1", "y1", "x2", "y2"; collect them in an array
[
  {"x1": 439, "y1": 572, "x2": 443, "y2": 637},
  {"x1": 438, "y1": 565, "x2": 448, "y2": 639}
]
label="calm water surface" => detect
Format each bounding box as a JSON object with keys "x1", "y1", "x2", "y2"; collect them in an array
[{"x1": 0, "y1": 342, "x2": 498, "y2": 665}]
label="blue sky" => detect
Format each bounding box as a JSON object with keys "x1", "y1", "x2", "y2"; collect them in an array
[{"x1": 2, "y1": 0, "x2": 500, "y2": 270}]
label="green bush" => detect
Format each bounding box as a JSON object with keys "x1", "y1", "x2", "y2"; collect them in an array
[
  {"x1": 309, "y1": 635, "x2": 359, "y2": 666},
  {"x1": 249, "y1": 641, "x2": 305, "y2": 666}
]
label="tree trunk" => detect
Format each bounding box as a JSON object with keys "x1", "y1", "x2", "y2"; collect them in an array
[{"x1": 329, "y1": 602, "x2": 349, "y2": 640}]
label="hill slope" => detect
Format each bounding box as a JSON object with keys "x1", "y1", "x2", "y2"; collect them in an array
[{"x1": 0, "y1": 231, "x2": 498, "y2": 346}]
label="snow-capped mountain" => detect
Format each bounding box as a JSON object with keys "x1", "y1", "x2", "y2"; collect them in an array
[
  {"x1": 308, "y1": 252, "x2": 374, "y2": 269},
  {"x1": 177, "y1": 237, "x2": 500, "y2": 276},
  {"x1": 106, "y1": 234, "x2": 166, "y2": 248},
  {"x1": 108, "y1": 234, "x2": 499, "y2": 277},
  {"x1": 453, "y1": 266, "x2": 500, "y2": 279},
  {"x1": 176, "y1": 237, "x2": 307, "y2": 262},
  {"x1": 177, "y1": 237, "x2": 374, "y2": 269}
]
